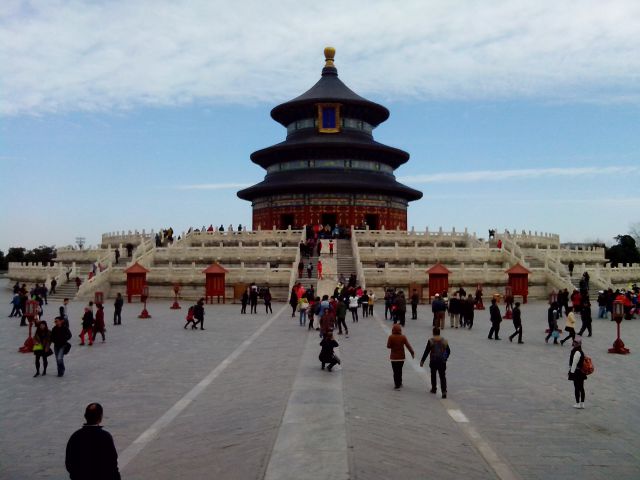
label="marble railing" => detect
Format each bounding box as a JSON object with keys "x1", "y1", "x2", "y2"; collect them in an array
[
  {"x1": 101, "y1": 230, "x2": 153, "y2": 247},
  {"x1": 152, "y1": 246, "x2": 297, "y2": 264},
  {"x1": 358, "y1": 246, "x2": 506, "y2": 264}
]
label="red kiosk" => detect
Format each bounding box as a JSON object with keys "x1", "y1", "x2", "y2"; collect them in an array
[
  {"x1": 203, "y1": 263, "x2": 228, "y2": 304},
  {"x1": 125, "y1": 262, "x2": 149, "y2": 303},
  {"x1": 505, "y1": 263, "x2": 531, "y2": 304},
  {"x1": 427, "y1": 263, "x2": 451, "y2": 303}
]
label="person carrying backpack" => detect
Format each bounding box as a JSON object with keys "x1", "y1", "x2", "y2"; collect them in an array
[
  {"x1": 568, "y1": 337, "x2": 592, "y2": 409},
  {"x1": 420, "y1": 327, "x2": 451, "y2": 398}
]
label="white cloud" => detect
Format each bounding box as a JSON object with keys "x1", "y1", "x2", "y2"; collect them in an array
[
  {"x1": 1, "y1": 0, "x2": 640, "y2": 115},
  {"x1": 399, "y1": 166, "x2": 639, "y2": 184}
]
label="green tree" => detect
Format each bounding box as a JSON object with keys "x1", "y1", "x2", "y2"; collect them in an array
[
  {"x1": 606, "y1": 235, "x2": 640, "y2": 267},
  {"x1": 6, "y1": 247, "x2": 26, "y2": 263},
  {"x1": 0, "y1": 250, "x2": 7, "y2": 271}
]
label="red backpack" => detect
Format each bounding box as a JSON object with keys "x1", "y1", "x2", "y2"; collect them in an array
[
  {"x1": 186, "y1": 306, "x2": 195, "y2": 322},
  {"x1": 581, "y1": 355, "x2": 594, "y2": 376}
]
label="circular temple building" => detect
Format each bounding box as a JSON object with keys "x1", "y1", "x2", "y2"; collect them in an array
[{"x1": 237, "y1": 47, "x2": 423, "y2": 230}]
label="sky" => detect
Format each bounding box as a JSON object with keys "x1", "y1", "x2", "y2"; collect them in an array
[{"x1": 1, "y1": 0, "x2": 640, "y2": 251}]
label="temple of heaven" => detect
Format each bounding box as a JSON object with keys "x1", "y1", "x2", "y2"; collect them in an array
[{"x1": 237, "y1": 47, "x2": 423, "y2": 230}]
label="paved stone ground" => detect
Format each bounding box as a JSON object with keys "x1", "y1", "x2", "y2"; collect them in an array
[{"x1": 1, "y1": 277, "x2": 639, "y2": 479}]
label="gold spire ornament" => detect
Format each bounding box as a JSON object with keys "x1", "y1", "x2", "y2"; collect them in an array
[{"x1": 324, "y1": 47, "x2": 335, "y2": 67}]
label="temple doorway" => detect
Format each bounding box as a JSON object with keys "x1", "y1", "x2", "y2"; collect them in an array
[
  {"x1": 365, "y1": 214, "x2": 379, "y2": 229},
  {"x1": 321, "y1": 213, "x2": 337, "y2": 227},
  {"x1": 280, "y1": 213, "x2": 295, "y2": 229}
]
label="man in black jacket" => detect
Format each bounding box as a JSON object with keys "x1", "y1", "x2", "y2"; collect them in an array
[
  {"x1": 66, "y1": 403, "x2": 121, "y2": 480},
  {"x1": 193, "y1": 298, "x2": 206, "y2": 330},
  {"x1": 488, "y1": 298, "x2": 502, "y2": 340},
  {"x1": 508, "y1": 302, "x2": 523, "y2": 344}
]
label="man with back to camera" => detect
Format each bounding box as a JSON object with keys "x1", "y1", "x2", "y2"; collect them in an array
[{"x1": 65, "y1": 402, "x2": 121, "y2": 479}]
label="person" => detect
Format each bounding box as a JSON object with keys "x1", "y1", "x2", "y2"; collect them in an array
[
  {"x1": 384, "y1": 289, "x2": 393, "y2": 320},
  {"x1": 410, "y1": 289, "x2": 419, "y2": 320},
  {"x1": 432, "y1": 293, "x2": 446, "y2": 328},
  {"x1": 386, "y1": 324, "x2": 415, "y2": 389},
  {"x1": 360, "y1": 290, "x2": 369, "y2": 318},
  {"x1": 93, "y1": 304, "x2": 106, "y2": 342},
  {"x1": 509, "y1": 302, "x2": 524, "y2": 343},
  {"x1": 50, "y1": 278, "x2": 57, "y2": 295},
  {"x1": 420, "y1": 327, "x2": 451, "y2": 398},
  {"x1": 319, "y1": 331, "x2": 340, "y2": 371},
  {"x1": 241, "y1": 289, "x2": 249, "y2": 314},
  {"x1": 79, "y1": 307, "x2": 94, "y2": 346},
  {"x1": 568, "y1": 337, "x2": 587, "y2": 409},
  {"x1": 250, "y1": 287, "x2": 259, "y2": 314},
  {"x1": 113, "y1": 293, "x2": 123, "y2": 325},
  {"x1": 193, "y1": 298, "x2": 205, "y2": 330},
  {"x1": 298, "y1": 295, "x2": 309, "y2": 326},
  {"x1": 449, "y1": 293, "x2": 460, "y2": 328},
  {"x1": 394, "y1": 291, "x2": 407, "y2": 326},
  {"x1": 61, "y1": 298, "x2": 70, "y2": 328},
  {"x1": 9, "y1": 293, "x2": 21, "y2": 317},
  {"x1": 336, "y1": 298, "x2": 349, "y2": 335},
  {"x1": 560, "y1": 307, "x2": 576, "y2": 345},
  {"x1": 488, "y1": 298, "x2": 502, "y2": 340},
  {"x1": 264, "y1": 288, "x2": 273, "y2": 314},
  {"x1": 297, "y1": 260, "x2": 304, "y2": 278},
  {"x1": 184, "y1": 305, "x2": 197, "y2": 329},
  {"x1": 289, "y1": 288, "x2": 298, "y2": 317},
  {"x1": 578, "y1": 302, "x2": 592, "y2": 337},
  {"x1": 464, "y1": 294, "x2": 475, "y2": 329},
  {"x1": 51, "y1": 316, "x2": 72, "y2": 377},
  {"x1": 75, "y1": 276, "x2": 82, "y2": 291},
  {"x1": 317, "y1": 259, "x2": 323, "y2": 280},
  {"x1": 568, "y1": 260, "x2": 574, "y2": 277},
  {"x1": 368, "y1": 291, "x2": 375, "y2": 316},
  {"x1": 545, "y1": 302, "x2": 560, "y2": 344},
  {"x1": 329, "y1": 239, "x2": 334, "y2": 256},
  {"x1": 348, "y1": 294, "x2": 359, "y2": 322},
  {"x1": 597, "y1": 291, "x2": 607, "y2": 319},
  {"x1": 32, "y1": 320, "x2": 52, "y2": 377},
  {"x1": 66, "y1": 403, "x2": 121, "y2": 479},
  {"x1": 307, "y1": 261, "x2": 313, "y2": 279}
]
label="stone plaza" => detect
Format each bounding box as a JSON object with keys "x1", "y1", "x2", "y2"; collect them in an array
[{"x1": 1, "y1": 277, "x2": 639, "y2": 479}]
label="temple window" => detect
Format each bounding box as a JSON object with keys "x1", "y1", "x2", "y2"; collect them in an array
[{"x1": 317, "y1": 103, "x2": 341, "y2": 133}]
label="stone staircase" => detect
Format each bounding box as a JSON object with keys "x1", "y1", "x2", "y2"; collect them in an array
[
  {"x1": 49, "y1": 281, "x2": 78, "y2": 301},
  {"x1": 336, "y1": 239, "x2": 357, "y2": 281},
  {"x1": 295, "y1": 254, "x2": 319, "y2": 292}
]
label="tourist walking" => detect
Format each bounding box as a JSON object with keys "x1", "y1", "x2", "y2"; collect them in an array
[
  {"x1": 464, "y1": 294, "x2": 475, "y2": 329},
  {"x1": 297, "y1": 260, "x2": 304, "y2": 278},
  {"x1": 509, "y1": 302, "x2": 524, "y2": 343},
  {"x1": 79, "y1": 307, "x2": 94, "y2": 346},
  {"x1": 394, "y1": 291, "x2": 407, "y2": 326},
  {"x1": 386, "y1": 324, "x2": 415, "y2": 389},
  {"x1": 319, "y1": 331, "x2": 340, "y2": 371},
  {"x1": 420, "y1": 327, "x2": 451, "y2": 398},
  {"x1": 298, "y1": 296, "x2": 309, "y2": 326},
  {"x1": 578, "y1": 302, "x2": 593, "y2": 337},
  {"x1": 410, "y1": 289, "x2": 419, "y2": 320},
  {"x1": 449, "y1": 293, "x2": 461, "y2": 328},
  {"x1": 193, "y1": 298, "x2": 205, "y2": 330},
  {"x1": 432, "y1": 293, "x2": 446, "y2": 328},
  {"x1": 263, "y1": 288, "x2": 273, "y2": 314},
  {"x1": 250, "y1": 287, "x2": 259, "y2": 314},
  {"x1": 560, "y1": 307, "x2": 576, "y2": 345},
  {"x1": 568, "y1": 260, "x2": 574, "y2": 277},
  {"x1": 336, "y1": 298, "x2": 349, "y2": 335},
  {"x1": 368, "y1": 291, "x2": 375, "y2": 316},
  {"x1": 289, "y1": 289, "x2": 298, "y2": 317},
  {"x1": 349, "y1": 294, "x2": 359, "y2": 322},
  {"x1": 61, "y1": 298, "x2": 70, "y2": 328},
  {"x1": 65, "y1": 403, "x2": 121, "y2": 480},
  {"x1": 9, "y1": 293, "x2": 21, "y2": 317},
  {"x1": 568, "y1": 337, "x2": 587, "y2": 409},
  {"x1": 488, "y1": 298, "x2": 502, "y2": 340},
  {"x1": 241, "y1": 289, "x2": 249, "y2": 314},
  {"x1": 93, "y1": 304, "x2": 106, "y2": 342},
  {"x1": 317, "y1": 260, "x2": 323, "y2": 279},
  {"x1": 113, "y1": 293, "x2": 123, "y2": 325},
  {"x1": 32, "y1": 320, "x2": 51, "y2": 377},
  {"x1": 384, "y1": 289, "x2": 393, "y2": 320},
  {"x1": 329, "y1": 239, "x2": 334, "y2": 256},
  {"x1": 50, "y1": 278, "x2": 57, "y2": 295},
  {"x1": 545, "y1": 302, "x2": 560, "y2": 344},
  {"x1": 360, "y1": 290, "x2": 369, "y2": 318},
  {"x1": 307, "y1": 261, "x2": 313, "y2": 279},
  {"x1": 51, "y1": 316, "x2": 71, "y2": 377}
]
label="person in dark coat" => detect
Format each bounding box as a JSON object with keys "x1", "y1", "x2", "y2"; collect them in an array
[
  {"x1": 113, "y1": 293, "x2": 123, "y2": 325},
  {"x1": 319, "y1": 331, "x2": 340, "y2": 371},
  {"x1": 66, "y1": 403, "x2": 121, "y2": 480},
  {"x1": 568, "y1": 338, "x2": 587, "y2": 409},
  {"x1": 263, "y1": 288, "x2": 273, "y2": 314},
  {"x1": 93, "y1": 304, "x2": 106, "y2": 342},
  {"x1": 420, "y1": 327, "x2": 451, "y2": 398},
  {"x1": 241, "y1": 289, "x2": 249, "y2": 314},
  {"x1": 464, "y1": 294, "x2": 475, "y2": 329},
  {"x1": 193, "y1": 298, "x2": 205, "y2": 330},
  {"x1": 508, "y1": 302, "x2": 523, "y2": 343},
  {"x1": 393, "y1": 291, "x2": 407, "y2": 326},
  {"x1": 288, "y1": 288, "x2": 298, "y2": 317},
  {"x1": 410, "y1": 289, "x2": 419, "y2": 320},
  {"x1": 431, "y1": 294, "x2": 446, "y2": 328},
  {"x1": 488, "y1": 298, "x2": 502, "y2": 340},
  {"x1": 250, "y1": 287, "x2": 259, "y2": 314},
  {"x1": 51, "y1": 316, "x2": 72, "y2": 376},
  {"x1": 32, "y1": 320, "x2": 51, "y2": 377},
  {"x1": 578, "y1": 301, "x2": 593, "y2": 337},
  {"x1": 79, "y1": 308, "x2": 94, "y2": 346}
]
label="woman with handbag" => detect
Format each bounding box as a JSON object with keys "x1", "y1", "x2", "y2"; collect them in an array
[
  {"x1": 51, "y1": 316, "x2": 72, "y2": 377},
  {"x1": 568, "y1": 337, "x2": 587, "y2": 408},
  {"x1": 33, "y1": 320, "x2": 52, "y2": 377}
]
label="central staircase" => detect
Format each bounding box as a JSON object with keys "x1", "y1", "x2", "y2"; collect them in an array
[{"x1": 336, "y1": 239, "x2": 357, "y2": 282}]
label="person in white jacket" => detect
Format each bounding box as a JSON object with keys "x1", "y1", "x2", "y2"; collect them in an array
[{"x1": 568, "y1": 337, "x2": 587, "y2": 409}]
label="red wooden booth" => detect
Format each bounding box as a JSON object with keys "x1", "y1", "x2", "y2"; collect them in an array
[
  {"x1": 427, "y1": 263, "x2": 451, "y2": 303},
  {"x1": 203, "y1": 262, "x2": 228, "y2": 304},
  {"x1": 124, "y1": 262, "x2": 150, "y2": 303},
  {"x1": 505, "y1": 263, "x2": 531, "y2": 304}
]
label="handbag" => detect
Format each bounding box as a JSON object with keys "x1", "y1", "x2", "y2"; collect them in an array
[
  {"x1": 45, "y1": 348, "x2": 53, "y2": 357},
  {"x1": 32, "y1": 343, "x2": 43, "y2": 352},
  {"x1": 63, "y1": 342, "x2": 71, "y2": 355}
]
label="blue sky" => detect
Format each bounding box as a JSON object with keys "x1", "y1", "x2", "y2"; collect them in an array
[{"x1": 1, "y1": 0, "x2": 639, "y2": 250}]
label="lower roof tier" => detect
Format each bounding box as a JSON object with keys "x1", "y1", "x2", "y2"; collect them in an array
[{"x1": 237, "y1": 170, "x2": 423, "y2": 202}]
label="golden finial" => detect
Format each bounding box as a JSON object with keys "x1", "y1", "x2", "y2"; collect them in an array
[{"x1": 324, "y1": 46, "x2": 335, "y2": 67}]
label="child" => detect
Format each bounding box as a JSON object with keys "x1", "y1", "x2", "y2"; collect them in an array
[
  {"x1": 184, "y1": 305, "x2": 197, "y2": 329},
  {"x1": 319, "y1": 331, "x2": 340, "y2": 371}
]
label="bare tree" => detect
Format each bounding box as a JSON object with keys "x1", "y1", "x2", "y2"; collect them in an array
[{"x1": 630, "y1": 222, "x2": 640, "y2": 243}]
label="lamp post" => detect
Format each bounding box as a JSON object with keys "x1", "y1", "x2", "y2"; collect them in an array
[
  {"x1": 504, "y1": 286, "x2": 513, "y2": 319},
  {"x1": 18, "y1": 300, "x2": 40, "y2": 353},
  {"x1": 138, "y1": 285, "x2": 152, "y2": 319},
  {"x1": 608, "y1": 300, "x2": 630, "y2": 354},
  {"x1": 170, "y1": 283, "x2": 182, "y2": 309}
]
